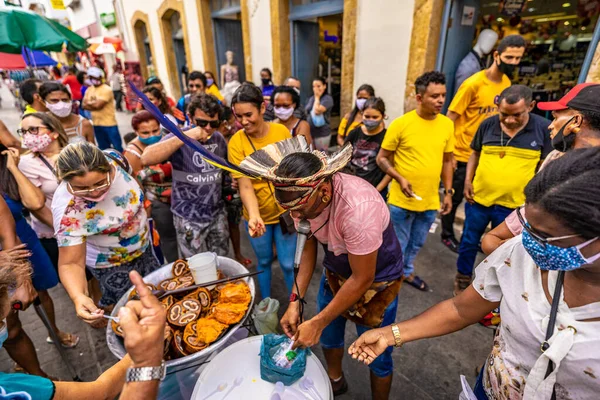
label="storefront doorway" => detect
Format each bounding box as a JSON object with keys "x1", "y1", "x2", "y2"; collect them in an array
[
  {"x1": 439, "y1": 0, "x2": 600, "y2": 113},
  {"x1": 290, "y1": 0, "x2": 344, "y2": 116},
  {"x1": 211, "y1": 0, "x2": 246, "y2": 85}
]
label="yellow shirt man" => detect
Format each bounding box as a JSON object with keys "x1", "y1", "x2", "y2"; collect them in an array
[
  {"x1": 448, "y1": 71, "x2": 511, "y2": 163},
  {"x1": 206, "y1": 84, "x2": 225, "y2": 102},
  {"x1": 382, "y1": 110, "x2": 454, "y2": 212},
  {"x1": 84, "y1": 84, "x2": 118, "y2": 127},
  {"x1": 228, "y1": 123, "x2": 291, "y2": 224}
]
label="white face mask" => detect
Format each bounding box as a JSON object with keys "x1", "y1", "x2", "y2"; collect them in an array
[
  {"x1": 274, "y1": 106, "x2": 295, "y2": 121},
  {"x1": 46, "y1": 101, "x2": 72, "y2": 118},
  {"x1": 356, "y1": 98, "x2": 367, "y2": 111}
]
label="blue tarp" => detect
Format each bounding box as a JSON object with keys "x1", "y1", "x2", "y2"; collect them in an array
[{"x1": 21, "y1": 47, "x2": 57, "y2": 67}]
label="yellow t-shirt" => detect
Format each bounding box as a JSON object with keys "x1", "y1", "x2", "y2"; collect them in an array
[
  {"x1": 382, "y1": 110, "x2": 454, "y2": 212},
  {"x1": 448, "y1": 71, "x2": 511, "y2": 163},
  {"x1": 206, "y1": 84, "x2": 225, "y2": 102},
  {"x1": 228, "y1": 123, "x2": 292, "y2": 224},
  {"x1": 23, "y1": 104, "x2": 37, "y2": 115},
  {"x1": 84, "y1": 84, "x2": 118, "y2": 127},
  {"x1": 337, "y1": 116, "x2": 361, "y2": 138}
]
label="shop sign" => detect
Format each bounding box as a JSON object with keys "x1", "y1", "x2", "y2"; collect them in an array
[
  {"x1": 50, "y1": 0, "x2": 65, "y2": 10},
  {"x1": 499, "y1": 0, "x2": 527, "y2": 16},
  {"x1": 100, "y1": 12, "x2": 116, "y2": 28}
]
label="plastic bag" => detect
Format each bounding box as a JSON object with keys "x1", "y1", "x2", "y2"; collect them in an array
[
  {"x1": 253, "y1": 297, "x2": 280, "y2": 335},
  {"x1": 260, "y1": 334, "x2": 308, "y2": 386},
  {"x1": 310, "y1": 110, "x2": 326, "y2": 127}
]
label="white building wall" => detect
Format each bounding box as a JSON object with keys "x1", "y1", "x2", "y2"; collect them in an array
[
  {"x1": 353, "y1": 0, "x2": 415, "y2": 119},
  {"x1": 182, "y1": 0, "x2": 205, "y2": 72},
  {"x1": 247, "y1": 0, "x2": 273, "y2": 84}
]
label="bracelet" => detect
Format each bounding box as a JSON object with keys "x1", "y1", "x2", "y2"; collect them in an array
[{"x1": 391, "y1": 324, "x2": 403, "y2": 348}]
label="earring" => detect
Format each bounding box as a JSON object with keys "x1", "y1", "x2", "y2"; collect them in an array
[
  {"x1": 322, "y1": 195, "x2": 331, "y2": 203},
  {"x1": 572, "y1": 127, "x2": 581, "y2": 134}
]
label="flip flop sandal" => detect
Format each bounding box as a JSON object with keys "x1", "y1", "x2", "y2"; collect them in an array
[
  {"x1": 405, "y1": 275, "x2": 430, "y2": 292},
  {"x1": 46, "y1": 333, "x2": 80, "y2": 348},
  {"x1": 238, "y1": 257, "x2": 252, "y2": 266}
]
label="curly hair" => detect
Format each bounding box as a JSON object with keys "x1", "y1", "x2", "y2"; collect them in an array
[
  {"x1": 188, "y1": 94, "x2": 222, "y2": 119},
  {"x1": 415, "y1": 71, "x2": 446, "y2": 95}
]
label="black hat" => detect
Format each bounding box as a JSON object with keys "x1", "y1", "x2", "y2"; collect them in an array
[{"x1": 566, "y1": 84, "x2": 600, "y2": 114}]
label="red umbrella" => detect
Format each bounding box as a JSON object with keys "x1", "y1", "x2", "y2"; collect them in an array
[{"x1": 0, "y1": 52, "x2": 26, "y2": 69}]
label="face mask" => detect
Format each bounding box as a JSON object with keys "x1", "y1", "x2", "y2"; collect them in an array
[
  {"x1": 356, "y1": 98, "x2": 367, "y2": 111},
  {"x1": 90, "y1": 78, "x2": 102, "y2": 86},
  {"x1": 23, "y1": 133, "x2": 53, "y2": 152},
  {"x1": 363, "y1": 119, "x2": 381, "y2": 131},
  {"x1": 206, "y1": 78, "x2": 214, "y2": 87},
  {"x1": 81, "y1": 189, "x2": 110, "y2": 203},
  {"x1": 274, "y1": 106, "x2": 294, "y2": 121},
  {"x1": 84, "y1": 79, "x2": 92, "y2": 86},
  {"x1": 522, "y1": 229, "x2": 600, "y2": 271},
  {"x1": 261, "y1": 78, "x2": 271, "y2": 86},
  {"x1": 497, "y1": 59, "x2": 516, "y2": 77},
  {"x1": 0, "y1": 320, "x2": 7, "y2": 347},
  {"x1": 46, "y1": 101, "x2": 72, "y2": 118},
  {"x1": 139, "y1": 135, "x2": 162, "y2": 145},
  {"x1": 552, "y1": 116, "x2": 578, "y2": 152}
]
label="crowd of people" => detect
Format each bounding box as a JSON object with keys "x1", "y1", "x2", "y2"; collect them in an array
[{"x1": 0, "y1": 32, "x2": 599, "y2": 400}]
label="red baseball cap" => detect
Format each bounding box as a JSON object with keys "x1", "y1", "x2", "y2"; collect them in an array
[{"x1": 537, "y1": 83, "x2": 599, "y2": 111}]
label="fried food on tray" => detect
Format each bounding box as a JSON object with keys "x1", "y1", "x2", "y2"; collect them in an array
[
  {"x1": 167, "y1": 298, "x2": 202, "y2": 327},
  {"x1": 112, "y1": 319, "x2": 123, "y2": 337},
  {"x1": 211, "y1": 302, "x2": 248, "y2": 325},
  {"x1": 183, "y1": 320, "x2": 209, "y2": 353},
  {"x1": 171, "y1": 329, "x2": 189, "y2": 357},
  {"x1": 172, "y1": 259, "x2": 190, "y2": 277},
  {"x1": 184, "y1": 287, "x2": 212, "y2": 308},
  {"x1": 161, "y1": 295, "x2": 174, "y2": 310},
  {"x1": 128, "y1": 283, "x2": 157, "y2": 300},
  {"x1": 195, "y1": 318, "x2": 228, "y2": 345},
  {"x1": 218, "y1": 282, "x2": 251, "y2": 305}
]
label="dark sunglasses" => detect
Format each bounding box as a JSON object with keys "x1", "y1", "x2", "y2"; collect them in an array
[
  {"x1": 195, "y1": 119, "x2": 220, "y2": 129},
  {"x1": 189, "y1": 84, "x2": 204, "y2": 89},
  {"x1": 17, "y1": 126, "x2": 49, "y2": 136}
]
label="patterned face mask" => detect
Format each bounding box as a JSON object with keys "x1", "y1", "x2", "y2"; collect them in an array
[
  {"x1": 522, "y1": 229, "x2": 600, "y2": 271},
  {"x1": 22, "y1": 132, "x2": 53, "y2": 152}
]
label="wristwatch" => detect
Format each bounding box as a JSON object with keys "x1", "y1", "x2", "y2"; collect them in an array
[
  {"x1": 444, "y1": 188, "x2": 455, "y2": 196},
  {"x1": 391, "y1": 324, "x2": 404, "y2": 348},
  {"x1": 126, "y1": 360, "x2": 166, "y2": 382}
]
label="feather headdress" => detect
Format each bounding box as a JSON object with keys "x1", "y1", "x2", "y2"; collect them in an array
[
  {"x1": 239, "y1": 135, "x2": 352, "y2": 184},
  {"x1": 127, "y1": 80, "x2": 255, "y2": 177}
]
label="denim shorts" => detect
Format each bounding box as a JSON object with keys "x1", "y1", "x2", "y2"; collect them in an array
[{"x1": 317, "y1": 274, "x2": 398, "y2": 378}]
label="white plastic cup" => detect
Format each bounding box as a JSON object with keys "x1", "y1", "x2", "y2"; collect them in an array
[{"x1": 188, "y1": 252, "x2": 218, "y2": 285}]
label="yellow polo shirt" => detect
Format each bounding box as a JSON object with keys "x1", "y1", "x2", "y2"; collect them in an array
[
  {"x1": 228, "y1": 123, "x2": 292, "y2": 224},
  {"x1": 448, "y1": 71, "x2": 511, "y2": 163},
  {"x1": 382, "y1": 110, "x2": 454, "y2": 212}
]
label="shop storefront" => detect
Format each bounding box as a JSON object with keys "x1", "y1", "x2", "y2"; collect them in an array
[{"x1": 437, "y1": 0, "x2": 600, "y2": 113}]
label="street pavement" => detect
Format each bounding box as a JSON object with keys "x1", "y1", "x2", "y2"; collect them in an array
[{"x1": 0, "y1": 84, "x2": 489, "y2": 399}]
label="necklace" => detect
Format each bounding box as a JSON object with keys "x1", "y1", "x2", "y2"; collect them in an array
[{"x1": 499, "y1": 129, "x2": 517, "y2": 159}]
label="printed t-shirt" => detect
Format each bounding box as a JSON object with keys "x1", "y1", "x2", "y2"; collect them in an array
[
  {"x1": 52, "y1": 163, "x2": 149, "y2": 268},
  {"x1": 163, "y1": 131, "x2": 228, "y2": 224},
  {"x1": 0, "y1": 372, "x2": 55, "y2": 400},
  {"x1": 471, "y1": 114, "x2": 552, "y2": 209},
  {"x1": 381, "y1": 110, "x2": 454, "y2": 212},
  {"x1": 18, "y1": 153, "x2": 58, "y2": 238},
  {"x1": 301, "y1": 173, "x2": 403, "y2": 282},
  {"x1": 84, "y1": 84, "x2": 118, "y2": 127},
  {"x1": 473, "y1": 236, "x2": 600, "y2": 399},
  {"x1": 228, "y1": 123, "x2": 292, "y2": 224},
  {"x1": 345, "y1": 126, "x2": 387, "y2": 188},
  {"x1": 448, "y1": 70, "x2": 511, "y2": 162},
  {"x1": 305, "y1": 94, "x2": 334, "y2": 138}
]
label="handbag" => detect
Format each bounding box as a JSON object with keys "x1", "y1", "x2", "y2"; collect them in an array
[{"x1": 243, "y1": 131, "x2": 296, "y2": 235}]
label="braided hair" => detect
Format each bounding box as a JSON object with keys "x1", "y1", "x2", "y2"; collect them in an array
[{"x1": 524, "y1": 147, "x2": 600, "y2": 239}]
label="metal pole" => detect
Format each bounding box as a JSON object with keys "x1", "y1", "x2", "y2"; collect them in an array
[
  {"x1": 578, "y1": 21, "x2": 600, "y2": 83},
  {"x1": 435, "y1": 0, "x2": 453, "y2": 71},
  {"x1": 33, "y1": 298, "x2": 82, "y2": 381}
]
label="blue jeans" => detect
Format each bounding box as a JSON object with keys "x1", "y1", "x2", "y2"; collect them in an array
[
  {"x1": 318, "y1": 274, "x2": 398, "y2": 378},
  {"x1": 389, "y1": 205, "x2": 437, "y2": 277},
  {"x1": 244, "y1": 222, "x2": 296, "y2": 298},
  {"x1": 473, "y1": 364, "x2": 489, "y2": 399},
  {"x1": 457, "y1": 202, "x2": 513, "y2": 276},
  {"x1": 93, "y1": 125, "x2": 123, "y2": 152}
]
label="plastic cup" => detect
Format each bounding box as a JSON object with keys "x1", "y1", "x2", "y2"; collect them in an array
[{"x1": 188, "y1": 252, "x2": 218, "y2": 285}]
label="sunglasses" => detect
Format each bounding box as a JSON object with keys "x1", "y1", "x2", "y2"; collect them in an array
[
  {"x1": 17, "y1": 126, "x2": 49, "y2": 136},
  {"x1": 68, "y1": 171, "x2": 111, "y2": 195},
  {"x1": 516, "y1": 207, "x2": 579, "y2": 247},
  {"x1": 189, "y1": 84, "x2": 204, "y2": 89},
  {"x1": 195, "y1": 119, "x2": 220, "y2": 129}
]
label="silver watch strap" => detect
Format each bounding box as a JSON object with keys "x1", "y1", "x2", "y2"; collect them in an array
[{"x1": 126, "y1": 360, "x2": 166, "y2": 382}]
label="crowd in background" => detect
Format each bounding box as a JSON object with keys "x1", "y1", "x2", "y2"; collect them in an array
[{"x1": 0, "y1": 31, "x2": 599, "y2": 400}]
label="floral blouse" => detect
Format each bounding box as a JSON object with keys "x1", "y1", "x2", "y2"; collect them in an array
[{"x1": 51, "y1": 162, "x2": 149, "y2": 268}]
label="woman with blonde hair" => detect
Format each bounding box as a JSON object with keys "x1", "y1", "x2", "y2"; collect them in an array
[{"x1": 52, "y1": 142, "x2": 160, "y2": 325}]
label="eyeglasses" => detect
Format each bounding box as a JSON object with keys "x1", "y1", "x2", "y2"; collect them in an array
[
  {"x1": 17, "y1": 126, "x2": 49, "y2": 136},
  {"x1": 68, "y1": 171, "x2": 111, "y2": 195},
  {"x1": 515, "y1": 207, "x2": 579, "y2": 247},
  {"x1": 195, "y1": 119, "x2": 220, "y2": 129}
]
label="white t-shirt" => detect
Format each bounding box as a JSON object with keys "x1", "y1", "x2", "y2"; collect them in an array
[
  {"x1": 51, "y1": 163, "x2": 149, "y2": 268},
  {"x1": 473, "y1": 236, "x2": 600, "y2": 399}
]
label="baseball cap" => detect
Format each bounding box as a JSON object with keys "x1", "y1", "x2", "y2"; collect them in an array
[
  {"x1": 537, "y1": 83, "x2": 600, "y2": 112},
  {"x1": 87, "y1": 66, "x2": 104, "y2": 79}
]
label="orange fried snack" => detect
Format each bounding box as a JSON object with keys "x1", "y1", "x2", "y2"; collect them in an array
[
  {"x1": 195, "y1": 318, "x2": 228, "y2": 345},
  {"x1": 218, "y1": 282, "x2": 251, "y2": 305},
  {"x1": 211, "y1": 302, "x2": 248, "y2": 325}
]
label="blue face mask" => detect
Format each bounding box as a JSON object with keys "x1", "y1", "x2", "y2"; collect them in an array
[
  {"x1": 522, "y1": 229, "x2": 600, "y2": 271},
  {"x1": 0, "y1": 320, "x2": 7, "y2": 347},
  {"x1": 139, "y1": 135, "x2": 162, "y2": 145},
  {"x1": 206, "y1": 78, "x2": 214, "y2": 87}
]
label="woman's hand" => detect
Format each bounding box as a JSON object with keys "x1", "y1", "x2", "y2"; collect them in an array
[
  {"x1": 74, "y1": 293, "x2": 104, "y2": 324},
  {"x1": 348, "y1": 326, "x2": 392, "y2": 365},
  {"x1": 247, "y1": 216, "x2": 266, "y2": 237},
  {"x1": 2, "y1": 147, "x2": 20, "y2": 171}
]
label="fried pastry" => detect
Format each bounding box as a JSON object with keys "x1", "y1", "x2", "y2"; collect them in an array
[
  {"x1": 211, "y1": 302, "x2": 248, "y2": 325},
  {"x1": 172, "y1": 259, "x2": 189, "y2": 277},
  {"x1": 167, "y1": 298, "x2": 202, "y2": 327},
  {"x1": 218, "y1": 282, "x2": 251, "y2": 305}
]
